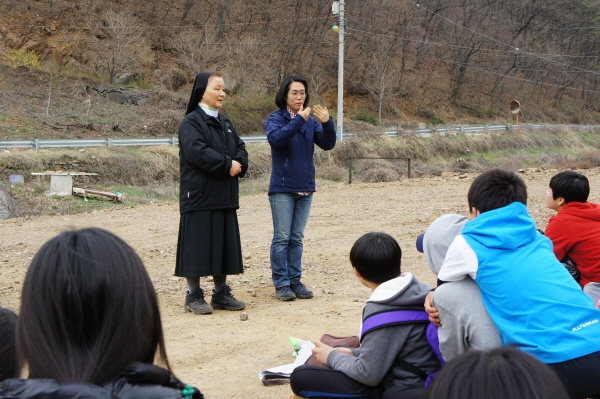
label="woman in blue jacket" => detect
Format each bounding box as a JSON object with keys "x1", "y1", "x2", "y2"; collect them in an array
[{"x1": 265, "y1": 75, "x2": 336, "y2": 301}]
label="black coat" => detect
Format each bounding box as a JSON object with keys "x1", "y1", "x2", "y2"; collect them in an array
[
  {"x1": 0, "y1": 363, "x2": 204, "y2": 399},
  {"x1": 178, "y1": 107, "x2": 248, "y2": 214}
]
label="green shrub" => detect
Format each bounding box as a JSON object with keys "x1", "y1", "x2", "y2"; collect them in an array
[
  {"x1": 352, "y1": 112, "x2": 379, "y2": 126},
  {"x1": 222, "y1": 94, "x2": 274, "y2": 135},
  {"x1": 422, "y1": 109, "x2": 444, "y2": 125},
  {"x1": 132, "y1": 75, "x2": 152, "y2": 90}
]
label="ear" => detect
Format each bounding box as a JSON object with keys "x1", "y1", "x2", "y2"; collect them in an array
[
  {"x1": 353, "y1": 267, "x2": 361, "y2": 279},
  {"x1": 557, "y1": 197, "x2": 566, "y2": 207},
  {"x1": 470, "y1": 207, "x2": 480, "y2": 220}
]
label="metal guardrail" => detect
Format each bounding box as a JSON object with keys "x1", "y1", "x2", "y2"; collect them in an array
[{"x1": 0, "y1": 124, "x2": 597, "y2": 149}]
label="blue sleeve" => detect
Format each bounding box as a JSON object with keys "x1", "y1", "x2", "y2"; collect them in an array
[
  {"x1": 313, "y1": 117, "x2": 336, "y2": 150},
  {"x1": 265, "y1": 113, "x2": 307, "y2": 148}
]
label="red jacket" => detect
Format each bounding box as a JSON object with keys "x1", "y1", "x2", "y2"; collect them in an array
[{"x1": 545, "y1": 202, "x2": 600, "y2": 287}]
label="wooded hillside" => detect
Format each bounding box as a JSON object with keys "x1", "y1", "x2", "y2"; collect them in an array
[{"x1": 1, "y1": 0, "x2": 600, "y2": 127}]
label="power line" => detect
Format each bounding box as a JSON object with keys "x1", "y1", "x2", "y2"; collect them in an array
[
  {"x1": 0, "y1": 16, "x2": 334, "y2": 30},
  {"x1": 404, "y1": 0, "x2": 600, "y2": 77},
  {"x1": 345, "y1": 19, "x2": 600, "y2": 59},
  {"x1": 0, "y1": 36, "x2": 338, "y2": 46},
  {"x1": 345, "y1": 42, "x2": 600, "y2": 95}
]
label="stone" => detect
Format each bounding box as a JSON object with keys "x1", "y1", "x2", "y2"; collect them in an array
[
  {"x1": 0, "y1": 184, "x2": 20, "y2": 219},
  {"x1": 107, "y1": 91, "x2": 128, "y2": 104},
  {"x1": 117, "y1": 73, "x2": 134, "y2": 85},
  {"x1": 240, "y1": 312, "x2": 249, "y2": 321}
]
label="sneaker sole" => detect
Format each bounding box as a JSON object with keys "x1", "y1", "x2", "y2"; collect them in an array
[
  {"x1": 295, "y1": 293, "x2": 313, "y2": 299},
  {"x1": 211, "y1": 302, "x2": 246, "y2": 311},
  {"x1": 184, "y1": 304, "x2": 213, "y2": 315},
  {"x1": 275, "y1": 294, "x2": 296, "y2": 301}
]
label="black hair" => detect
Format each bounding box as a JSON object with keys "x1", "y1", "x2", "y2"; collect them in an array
[
  {"x1": 274, "y1": 74, "x2": 310, "y2": 109},
  {"x1": 17, "y1": 228, "x2": 170, "y2": 385},
  {"x1": 349, "y1": 232, "x2": 401, "y2": 284},
  {"x1": 423, "y1": 346, "x2": 569, "y2": 399},
  {"x1": 0, "y1": 307, "x2": 18, "y2": 381},
  {"x1": 549, "y1": 170, "x2": 589, "y2": 203},
  {"x1": 468, "y1": 168, "x2": 527, "y2": 214}
]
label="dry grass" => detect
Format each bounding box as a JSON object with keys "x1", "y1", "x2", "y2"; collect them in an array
[{"x1": 1, "y1": 126, "x2": 600, "y2": 216}]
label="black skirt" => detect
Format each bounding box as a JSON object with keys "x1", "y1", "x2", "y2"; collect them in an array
[{"x1": 175, "y1": 209, "x2": 244, "y2": 277}]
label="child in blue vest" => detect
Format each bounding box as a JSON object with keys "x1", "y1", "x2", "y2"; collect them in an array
[
  {"x1": 289, "y1": 232, "x2": 441, "y2": 399},
  {"x1": 435, "y1": 168, "x2": 600, "y2": 399}
]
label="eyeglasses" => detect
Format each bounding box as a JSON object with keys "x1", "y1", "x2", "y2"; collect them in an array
[{"x1": 289, "y1": 91, "x2": 306, "y2": 98}]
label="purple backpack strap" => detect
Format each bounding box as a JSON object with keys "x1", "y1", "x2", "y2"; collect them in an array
[
  {"x1": 361, "y1": 309, "x2": 445, "y2": 388},
  {"x1": 361, "y1": 309, "x2": 430, "y2": 340}
]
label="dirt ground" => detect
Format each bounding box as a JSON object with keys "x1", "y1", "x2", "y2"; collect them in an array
[{"x1": 2, "y1": 168, "x2": 600, "y2": 398}]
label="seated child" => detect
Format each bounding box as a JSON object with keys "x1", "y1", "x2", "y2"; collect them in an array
[
  {"x1": 544, "y1": 170, "x2": 600, "y2": 304},
  {"x1": 435, "y1": 168, "x2": 600, "y2": 399},
  {"x1": 418, "y1": 214, "x2": 501, "y2": 361},
  {"x1": 290, "y1": 232, "x2": 441, "y2": 399},
  {"x1": 0, "y1": 307, "x2": 19, "y2": 382},
  {"x1": 0, "y1": 228, "x2": 204, "y2": 399}
]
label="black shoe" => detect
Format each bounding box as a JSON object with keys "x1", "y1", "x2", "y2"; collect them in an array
[
  {"x1": 275, "y1": 285, "x2": 296, "y2": 301},
  {"x1": 184, "y1": 288, "x2": 213, "y2": 314},
  {"x1": 290, "y1": 281, "x2": 313, "y2": 299},
  {"x1": 211, "y1": 285, "x2": 246, "y2": 311}
]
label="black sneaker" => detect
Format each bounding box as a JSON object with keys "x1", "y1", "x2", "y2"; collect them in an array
[
  {"x1": 290, "y1": 281, "x2": 313, "y2": 299},
  {"x1": 184, "y1": 288, "x2": 213, "y2": 314},
  {"x1": 275, "y1": 285, "x2": 296, "y2": 301},
  {"x1": 211, "y1": 285, "x2": 246, "y2": 311}
]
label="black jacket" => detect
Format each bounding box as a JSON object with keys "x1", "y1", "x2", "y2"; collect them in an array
[
  {"x1": 0, "y1": 363, "x2": 204, "y2": 399},
  {"x1": 178, "y1": 107, "x2": 248, "y2": 214}
]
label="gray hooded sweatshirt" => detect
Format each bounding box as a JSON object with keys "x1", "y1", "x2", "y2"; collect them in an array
[
  {"x1": 327, "y1": 272, "x2": 440, "y2": 388},
  {"x1": 424, "y1": 214, "x2": 501, "y2": 361}
]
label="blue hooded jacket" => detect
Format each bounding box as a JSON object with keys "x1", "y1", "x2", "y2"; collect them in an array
[
  {"x1": 265, "y1": 108, "x2": 336, "y2": 193},
  {"x1": 462, "y1": 202, "x2": 600, "y2": 363}
]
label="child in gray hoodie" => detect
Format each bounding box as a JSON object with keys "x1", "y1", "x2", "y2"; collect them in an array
[
  {"x1": 418, "y1": 214, "x2": 501, "y2": 361},
  {"x1": 290, "y1": 232, "x2": 441, "y2": 399}
]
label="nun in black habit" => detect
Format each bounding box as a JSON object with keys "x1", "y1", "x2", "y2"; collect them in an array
[{"x1": 175, "y1": 72, "x2": 248, "y2": 315}]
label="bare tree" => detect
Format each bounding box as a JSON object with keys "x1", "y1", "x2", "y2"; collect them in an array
[
  {"x1": 86, "y1": 10, "x2": 145, "y2": 84},
  {"x1": 224, "y1": 36, "x2": 276, "y2": 95},
  {"x1": 173, "y1": 28, "x2": 225, "y2": 76},
  {"x1": 307, "y1": 70, "x2": 333, "y2": 104},
  {"x1": 363, "y1": 51, "x2": 403, "y2": 124},
  {"x1": 180, "y1": 0, "x2": 197, "y2": 24}
]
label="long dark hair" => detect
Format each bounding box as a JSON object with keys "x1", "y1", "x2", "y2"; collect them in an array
[
  {"x1": 17, "y1": 228, "x2": 170, "y2": 384},
  {"x1": 0, "y1": 307, "x2": 18, "y2": 381},
  {"x1": 275, "y1": 74, "x2": 310, "y2": 109}
]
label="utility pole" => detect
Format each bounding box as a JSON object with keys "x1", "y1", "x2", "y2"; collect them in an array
[{"x1": 332, "y1": 1, "x2": 344, "y2": 142}]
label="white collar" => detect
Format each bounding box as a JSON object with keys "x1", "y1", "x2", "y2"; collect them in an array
[{"x1": 199, "y1": 102, "x2": 219, "y2": 117}]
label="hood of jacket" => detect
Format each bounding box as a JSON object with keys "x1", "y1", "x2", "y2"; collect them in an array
[
  {"x1": 423, "y1": 214, "x2": 469, "y2": 276},
  {"x1": 554, "y1": 201, "x2": 600, "y2": 222},
  {"x1": 462, "y1": 202, "x2": 536, "y2": 250},
  {"x1": 366, "y1": 272, "x2": 431, "y2": 309},
  {"x1": 0, "y1": 363, "x2": 203, "y2": 399}
]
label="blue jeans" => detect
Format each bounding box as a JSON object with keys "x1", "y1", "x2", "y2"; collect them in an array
[{"x1": 269, "y1": 192, "x2": 313, "y2": 288}]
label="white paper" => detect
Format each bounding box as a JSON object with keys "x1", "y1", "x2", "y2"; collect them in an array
[{"x1": 259, "y1": 340, "x2": 315, "y2": 381}]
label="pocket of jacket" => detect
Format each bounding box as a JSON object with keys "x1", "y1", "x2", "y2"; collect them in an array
[{"x1": 185, "y1": 189, "x2": 202, "y2": 199}]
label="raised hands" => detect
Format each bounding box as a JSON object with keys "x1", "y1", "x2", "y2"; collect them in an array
[
  {"x1": 298, "y1": 104, "x2": 312, "y2": 120},
  {"x1": 313, "y1": 104, "x2": 330, "y2": 123}
]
